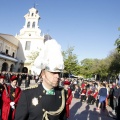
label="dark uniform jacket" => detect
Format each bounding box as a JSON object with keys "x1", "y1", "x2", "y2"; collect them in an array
[
  {"x1": 15, "y1": 83, "x2": 67, "y2": 120},
  {"x1": 117, "y1": 96, "x2": 120, "y2": 120}
]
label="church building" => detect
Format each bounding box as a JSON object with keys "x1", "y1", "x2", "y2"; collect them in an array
[{"x1": 0, "y1": 7, "x2": 47, "y2": 74}]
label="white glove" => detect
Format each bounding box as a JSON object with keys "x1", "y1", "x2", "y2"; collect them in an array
[
  {"x1": 11, "y1": 105, "x2": 15, "y2": 109},
  {"x1": 10, "y1": 102, "x2": 15, "y2": 106},
  {"x1": 10, "y1": 102, "x2": 15, "y2": 109}
]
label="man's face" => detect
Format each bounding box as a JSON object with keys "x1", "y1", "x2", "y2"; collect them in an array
[
  {"x1": 42, "y1": 70, "x2": 60, "y2": 89},
  {"x1": 11, "y1": 80, "x2": 17, "y2": 87},
  {"x1": 112, "y1": 82, "x2": 116, "y2": 86},
  {"x1": 0, "y1": 78, "x2": 4, "y2": 84},
  {"x1": 64, "y1": 85, "x2": 69, "y2": 90}
]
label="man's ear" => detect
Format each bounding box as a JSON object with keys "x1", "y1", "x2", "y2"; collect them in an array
[{"x1": 41, "y1": 70, "x2": 45, "y2": 79}]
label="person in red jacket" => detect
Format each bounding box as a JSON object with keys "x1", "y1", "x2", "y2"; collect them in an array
[
  {"x1": 63, "y1": 80, "x2": 73, "y2": 118},
  {"x1": 0, "y1": 75, "x2": 7, "y2": 119},
  {"x1": 87, "y1": 88, "x2": 98, "y2": 105},
  {"x1": 2, "y1": 75, "x2": 21, "y2": 120},
  {"x1": 81, "y1": 86, "x2": 87, "y2": 102}
]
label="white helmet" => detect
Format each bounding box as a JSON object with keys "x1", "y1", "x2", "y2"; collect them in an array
[{"x1": 32, "y1": 35, "x2": 64, "y2": 75}]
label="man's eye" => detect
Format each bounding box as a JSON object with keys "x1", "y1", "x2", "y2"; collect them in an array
[{"x1": 52, "y1": 72, "x2": 61, "y2": 76}]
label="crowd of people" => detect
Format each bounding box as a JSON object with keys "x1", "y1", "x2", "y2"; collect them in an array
[
  {"x1": 64, "y1": 78, "x2": 120, "y2": 120},
  {"x1": 1, "y1": 70, "x2": 120, "y2": 120}
]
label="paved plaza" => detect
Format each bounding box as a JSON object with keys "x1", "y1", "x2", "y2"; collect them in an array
[{"x1": 69, "y1": 98, "x2": 115, "y2": 120}]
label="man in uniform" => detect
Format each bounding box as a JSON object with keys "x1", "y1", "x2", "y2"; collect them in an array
[
  {"x1": 115, "y1": 84, "x2": 120, "y2": 120},
  {"x1": 15, "y1": 35, "x2": 67, "y2": 120}
]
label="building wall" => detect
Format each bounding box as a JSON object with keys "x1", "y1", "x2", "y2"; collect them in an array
[
  {"x1": 0, "y1": 36, "x2": 18, "y2": 58},
  {"x1": 15, "y1": 37, "x2": 44, "y2": 73},
  {"x1": 0, "y1": 59, "x2": 15, "y2": 72},
  {"x1": 0, "y1": 36, "x2": 18, "y2": 72}
]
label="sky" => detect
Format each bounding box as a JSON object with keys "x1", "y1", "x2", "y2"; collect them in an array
[{"x1": 0, "y1": 0, "x2": 120, "y2": 62}]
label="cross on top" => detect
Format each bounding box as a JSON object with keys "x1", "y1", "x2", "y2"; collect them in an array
[{"x1": 33, "y1": 1, "x2": 38, "y2": 8}]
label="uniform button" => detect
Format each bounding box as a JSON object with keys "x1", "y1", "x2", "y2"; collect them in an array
[
  {"x1": 42, "y1": 108, "x2": 45, "y2": 112},
  {"x1": 59, "y1": 96, "x2": 61, "y2": 99},
  {"x1": 39, "y1": 95, "x2": 42, "y2": 98},
  {"x1": 43, "y1": 90, "x2": 45, "y2": 93}
]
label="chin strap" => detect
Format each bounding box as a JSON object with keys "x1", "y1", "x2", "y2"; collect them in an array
[{"x1": 42, "y1": 89, "x2": 65, "y2": 120}]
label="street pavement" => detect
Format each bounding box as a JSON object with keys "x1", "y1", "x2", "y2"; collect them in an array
[{"x1": 69, "y1": 98, "x2": 115, "y2": 120}]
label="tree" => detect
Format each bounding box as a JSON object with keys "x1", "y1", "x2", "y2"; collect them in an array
[
  {"x1": 27, "y1": 50, "x2": 40, "y2": 64},
  {"x1": 108, "y1": 50, "x2": 120, "y2": 75},
  {"x1": 114, "y1": 36, "x2": 120, "y2": 53},
  {"x1": 80, "y1": 58, "x2": 96, "y2": 78},
  {"x1": 62, "y1": 46, "x2": 80, "y2": 76}
]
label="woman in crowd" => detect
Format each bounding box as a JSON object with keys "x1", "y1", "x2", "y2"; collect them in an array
[
  {"x1": 74, "y1": 84, "x2": 81, "y2": 99},
  {"x1": 25, "y1": 75, "x2": 30, "y2": 88},
  {"x1": 81, "y1": 86, "x2": 87, "y2": 102},
  {"x1": 96, "y1": 83, "x2": 107, "y2": 111}
]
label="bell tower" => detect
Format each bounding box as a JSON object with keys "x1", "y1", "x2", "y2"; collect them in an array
[
  {"x1": 18, "y1": 7, "x2": 42, "y2": 38},
  {"x1": 16, "y1": 7, "x2": 44, "y2": 73}
]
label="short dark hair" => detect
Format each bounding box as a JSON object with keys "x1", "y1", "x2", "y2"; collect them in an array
[{"x1": 102, "y1": 83, "x2": 106, "y2": 87}]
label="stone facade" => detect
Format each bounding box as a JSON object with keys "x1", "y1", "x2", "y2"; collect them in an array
[{"x1": 0, "y1": 34, "x2": 18, "y2": 72}]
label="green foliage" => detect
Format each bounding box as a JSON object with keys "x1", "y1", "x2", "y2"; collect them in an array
[
  {"x1": 114, "y1": 37, "x2": 120, "y2": 53},
  {"x1": 80, "y1": 58, "x2": 99, "y2": 78},
  {"x1": 108, "y1": 50, "x2": 120, "y2": 75},
  {"x1": 62, "y1": 46, "x2": 80, "y2": 75},
  {"x1": 27, "y1": 50, "x2": 40, "y2": 63}
]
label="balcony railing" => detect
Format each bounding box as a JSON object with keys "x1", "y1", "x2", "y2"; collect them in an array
[{"x1": 0, "y1": 52, "x2": 18, "y2": 62}]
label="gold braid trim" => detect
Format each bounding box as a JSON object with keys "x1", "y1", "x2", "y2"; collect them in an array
[
  {"x1": 24, "y1": 84, "x2": 38, "y2": 90},
  {"x1": 42, "y1": 89, "x2": 65, "y2": 120}
]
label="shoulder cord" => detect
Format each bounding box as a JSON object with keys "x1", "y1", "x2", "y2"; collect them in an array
[
  {"x1": 4, "y1": 84, "x2": 9, "y2": 98},
  {"x1": 42, "y1": 89, "x2": 65, "y2": 120}
]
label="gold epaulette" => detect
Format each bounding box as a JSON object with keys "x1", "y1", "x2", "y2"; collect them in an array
[{"x1": 24, "y1": 84, "x2": 38, "y2": 90}]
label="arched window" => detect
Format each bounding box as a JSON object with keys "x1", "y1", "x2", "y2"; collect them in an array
[
  {"x1": 12, "y1": 52, "x2": 14, "y2": 58},
  {"x1": 31, "y1": 13, "x2": 34, "y2": 16},
  {"x1": 10, "y1": 64, "x2": 14, "y2": 72},
  {"x1": 27, "y1": 22, "x2": 30, "y2": 28},
  {"x1": 6, "y1": 49, "x2": 8, "y2": 54},
  {"x1": 1, "y1": 62, "x2": 8, "y2": 71},
  {"x1": 22, "y1": 67, "x2": 28, "y2": 73},
  {"x1": 32, "y1": 22, "x2": 35, "y2": 28}
]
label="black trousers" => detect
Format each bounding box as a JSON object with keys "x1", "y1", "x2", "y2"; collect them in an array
[
  {"x1": 87, "y1": 95, "x2": 95, "y2": 104},
  {"x1": 81, "y1": 95, "x2": 86, "y2": 102}
]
